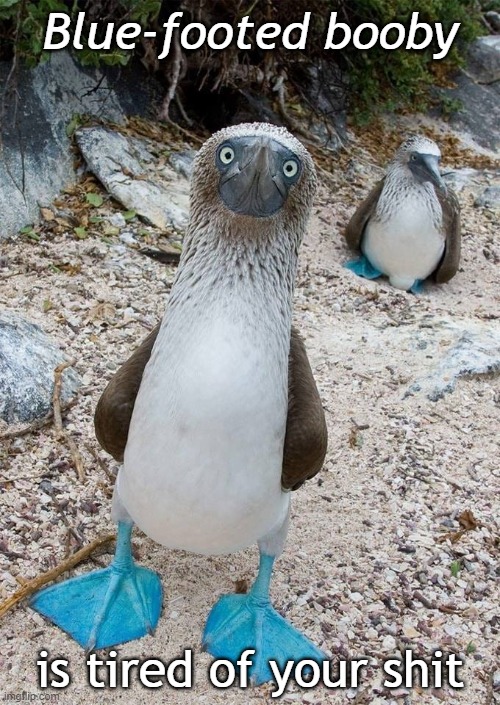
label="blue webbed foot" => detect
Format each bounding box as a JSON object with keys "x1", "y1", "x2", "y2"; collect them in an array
[
  {"x1": 203, "y1": 554, "x2": 324, "y2": 685},
  {"x1": 30, "y1": 523, "x2": 162, "y2": 650},
  {"x1": 344, "y1": 255, "x2": 382, "y2": 280},
  {"x1": 409, "y1": 279, "x2": 424, "y2": 294}
]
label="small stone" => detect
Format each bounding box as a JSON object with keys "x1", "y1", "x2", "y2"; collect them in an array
[
  {"x1": 382, "y1": 635, "x2": 397, "y2": 650},
  {"x1": 119, "y1": 231, "x2": 136, "y2": 245},
  {"x1": 403, "y1": 625, "x2": 420, "y2": 639},
  {"x1": 108, "y1": 213, "x2": 126, "y2": 228},
  {"x1": 349, "y1": 592, "x2": 363, "y2": 603}
]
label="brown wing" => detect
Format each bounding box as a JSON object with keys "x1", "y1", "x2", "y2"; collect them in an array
[
  {"x1": 94, "y1": 326, "x2": 327, "y2": 489},
  {"x1": 434, "y1": 188, "x2": 461, "y2": 284},
  {"x1": 281, "y1": 328, "x2": 328, "y2": 491},
  {"x1": 344, "y1": 179, "x2": 385, "y2": 252},
  {"x1": 94, "y1": 325, "x2": 159, "y2": 462}
]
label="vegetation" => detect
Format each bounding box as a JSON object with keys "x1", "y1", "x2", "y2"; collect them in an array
[{"x1": 0, "y1": 0, "x2": 484, "y2": 126}]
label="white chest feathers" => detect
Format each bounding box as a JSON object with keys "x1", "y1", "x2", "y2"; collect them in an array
[
  {"x1": 117, "y1": 306, "x2": 290, "y2": 556},
  {"x1": 362, "y1": 186, "x2": 445, "y2": 291}
]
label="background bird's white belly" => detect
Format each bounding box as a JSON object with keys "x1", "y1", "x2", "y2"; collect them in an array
[
  {"x1": 119, "y1": 314, "x2": 289, "y2": 555},
  {"x1": 363, "y1": 196, "x2": 444, "y2": 289}
]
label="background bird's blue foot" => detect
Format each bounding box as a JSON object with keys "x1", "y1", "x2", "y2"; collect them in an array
[
  {"x1": 30, "y1": 523, "x2": 162, "y2": 650},
  {"x1": 409, "y1": 279, "x2": 424, "y2": 294},
  {"x1": 344, "y1": 256, "x2": 382, "y2": 280},
  {"x1": 203, "y1": 554, "x2": 324, "y2": 684}
]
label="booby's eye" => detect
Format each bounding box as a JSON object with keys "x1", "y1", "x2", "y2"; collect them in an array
[
  {"x1": 283, "y1": 159, "x2": 299, "y2": 178},
  {"x1": 410, "y1": 154, "x2": 417, "y2": 161},
  {"x1": 218, "y1": 146, "x2": 235, "y2": 165}
]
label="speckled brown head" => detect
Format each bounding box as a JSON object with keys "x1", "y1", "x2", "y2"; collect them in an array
[
  {"x1": 393, "y1": 134, "x2": 444, "y2": 190},
  {"x1": 187, "y1": 122, "x2": 317, "y2": 251}
]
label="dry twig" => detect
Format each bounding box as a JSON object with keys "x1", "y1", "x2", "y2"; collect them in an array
[
  {"x1": 0, "y1": 398, "x2": 77, "y2": 441},
  {"x1": 0, "y1": 533, "x2": 115, "y2": 620},
  {"x1": 52, "y1": 360, "x2": 85, "y2": 482}
]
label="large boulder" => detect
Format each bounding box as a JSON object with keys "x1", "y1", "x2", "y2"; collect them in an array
[
  {"x1": 436, "y1": 36, "x2": 500, "y2": 152},
  {"x1": 76, "y1": 127, "x2": 190, "y2": 232},
  {"x1": 0, "y1": 312, "x2": 80, "y2": 424},
  {"x1": 0, "y1": 51, "x2": 159, "y2": 240}
]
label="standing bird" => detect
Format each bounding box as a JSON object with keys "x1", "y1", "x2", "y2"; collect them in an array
[
  {"x1": 344, "y1": 135, "x2": 461, "y2": 293},
  {"x1": 31, "y1": 123, "x2": 328, "y2": 683}
]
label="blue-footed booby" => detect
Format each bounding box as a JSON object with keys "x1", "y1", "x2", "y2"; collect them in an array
[
  {"x1": 344, "y1": 135, "x2": 461, "y2": 293},
  {"x1": 31, "y1": 123, "x2": 328, "y2": 684}
]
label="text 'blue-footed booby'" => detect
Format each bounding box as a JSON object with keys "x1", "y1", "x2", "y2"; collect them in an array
[
  {"x1": 344, "y1": 135, "x2": 461, "y2": 293},
  {"x1": 31, "y1": 122, "x2": 328, "y2": 684}
]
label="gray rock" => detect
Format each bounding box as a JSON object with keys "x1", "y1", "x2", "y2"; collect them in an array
[
  {"x1": 312, "y1": 315, "x2": 500, "y2": 403},
  {"x1": 434, "y1": 37, "x2": 500, "y2": 152},
  {"x1": 467, "y1": 36, "x2": 500, "y2": 85},
  {"x1": 406, "y1": 324, "x2": 500, "y2": 401},
  {"x1": 76, "y1": 126, "x2": 190, "y2": 232},
  {"x1": 485, "y1": 11, "x2": 500, "y2": 33},
  {"x1": 169, "y1": 150, "x2": 197, "y2": 180},
  {"x1": 474, "y1": 185, "x2": 500, "y2": 209},
  {"x1": 442, "y1": 168, "x2": 478, "y2": 193},
  {"x1": 0, "y1": 52, "x2": 160, "y2": 240},
  {"x1": 0, "y1": 313, "x2": 81, "y2": 424}
]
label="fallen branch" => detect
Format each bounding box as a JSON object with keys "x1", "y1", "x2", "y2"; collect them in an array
[
  {"x1": 0, "y1": 398, "x2": 77, "y2": 441},
  {"x1": 52, "y1": 360, "x2": 85, "y2": 482},
  {"x1": 0, "y1": 533, "x2": 115, "y2": 620}
]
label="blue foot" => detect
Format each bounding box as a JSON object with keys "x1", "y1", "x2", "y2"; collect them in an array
[
  {"x1": 409, "y1": 279, "x2": 424, "y2": 294},
  {"x1": 344, "y1": 255, "x2": 383, "y2": 280},
  {"x1": 30, "y1": 523, "x2": 162, "y2": 650},
  {"x1": 203, "y1": 554, "x2": 324, "y2": 684}
]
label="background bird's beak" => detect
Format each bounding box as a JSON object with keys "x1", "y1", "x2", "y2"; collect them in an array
[{"x1": 419, "y1": 154, "x2": 446, "y2": 189}]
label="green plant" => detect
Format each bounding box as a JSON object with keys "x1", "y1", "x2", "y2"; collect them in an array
[{"x1": 0, "y1": 0, "x2": 485, "y2": 123}]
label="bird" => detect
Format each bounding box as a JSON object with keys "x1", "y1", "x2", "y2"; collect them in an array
[
  {"x1": 344, "y1": 135, "x2": 461, "y2": 293},
  {"x1": 30, "y1": 122, "x2": 328, "y2": 684}
]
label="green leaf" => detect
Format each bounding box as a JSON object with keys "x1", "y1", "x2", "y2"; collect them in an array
[
  {"x1": 0, "y1": 0, "x2": 21, "y2": 8},
  {"x1": 450, "y1": 560, "x2": 461, "y2": 578},
  {"x1": 122, "y1": 210, "x2": 137, "y2": 221},
  {"x1": 86, "y1": 193, "x2": 104, "y2": 208},
  {"x1": 20, "y1": 225, "x2": 39, "y2": 241},
  {"x1": 74, "y1": 227, "x2": 88, "y2": 239},
  {"x1": 66, "y1": 115, "x2": 82, "y2": 138},
  {"x1": 466, "y1": 641, "x2": 476, "y2": 655}
]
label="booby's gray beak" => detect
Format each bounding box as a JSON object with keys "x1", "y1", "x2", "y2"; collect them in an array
[
  {"x1": 217, "y1": 136, "x2": 301, "y2": 218},
  {"x1": 410, "y1": 153, "x2": 445, "y2": 190}
]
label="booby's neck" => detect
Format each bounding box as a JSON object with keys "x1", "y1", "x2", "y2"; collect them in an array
[
  {"x1": 166, "y1": 216, "x2": 299, "y2": 337},
  {"x1": 378, "y1": 162, "x2": 442, "y2": 226}
]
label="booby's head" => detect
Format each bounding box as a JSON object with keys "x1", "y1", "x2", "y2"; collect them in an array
[
  {"x1": 216, "y1": 135, "x2": 303, "y2": 218},
  {"x1": 395, "y1": 135, "x2": 444, "y2": 190},
  {"x1": 189, "y1": 123, "x2": 316, "y2": 242}
]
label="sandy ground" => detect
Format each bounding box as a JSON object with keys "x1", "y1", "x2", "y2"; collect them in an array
[{"x1": 0, "y1": 117, "x2": 498, "y2": 705}]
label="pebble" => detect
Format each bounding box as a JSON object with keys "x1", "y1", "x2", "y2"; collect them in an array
[
  {"x1": 349, "y1": 591, "x2": 364, "y2": 603},
  {"x1": 108, "y1": 213, "x2": 126, "y2": 228},
  {"x1": 382, "y1": 635, "x2": 397, "y2": 650},
  {"x1": 119, "y1": 231, "x2": 136, "y2": 245},
  {"x1": 384, "y1": 622, "x2": 398, "y2": 636}
]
